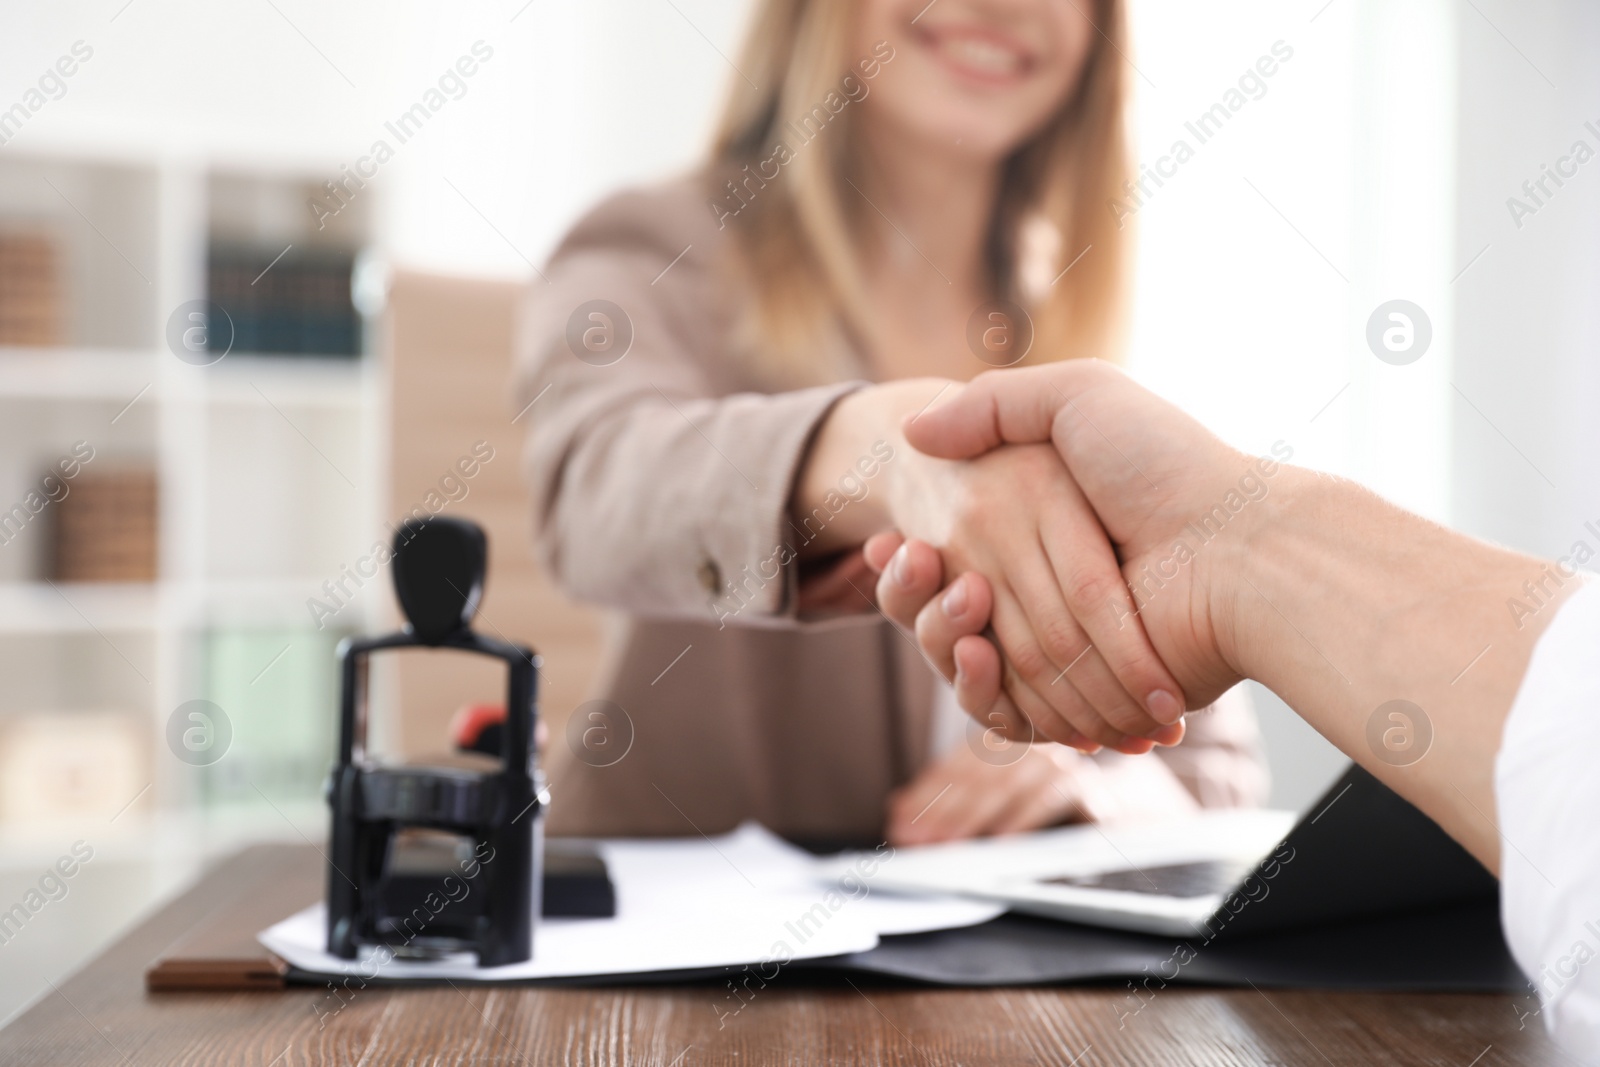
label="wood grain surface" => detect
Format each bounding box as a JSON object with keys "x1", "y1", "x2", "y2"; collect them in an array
[{"x1": 0, "y1": 844, "x2": 1575, "y2": 1066}]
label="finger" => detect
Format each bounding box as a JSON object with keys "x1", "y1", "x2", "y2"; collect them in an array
[
  {"x1": 993, "y1": 628, "x2": 1159, "y2": 755},
  {"x1": 914, "y1": 571, "x2": 994, "y2": 679},
  {"x1": 999, "y1": 539, "x2": 1167, "y2": 742},
  {"x1": 885, "y1": 761, "x2": 958, "y2": 838},
  {"x1": 988, "y1": 758, "x2": 1082, "y2": 835},
  {"x1": 990, "y1": 786, "x2": 1081, "y2": 835},
  {"x1": 887, "y1": 774, "x2": 980, "y2": 846},
  {"x1": 889, "y1": 777, "x2": 967, "y2": 844},
  {"x1": 863, "y1": 530, "x2": 904, "y2": 573},
  {"x1": 874, "y1": 538, "x2": 944, "y2": 632},
  {"x1": 1040, "y1": 482, "x2": 1186, "y2": 725},
  {"x1": 797, "y1": 550, "x2": 876, "y2": 614},
  {"x1": 1151, "y1": 721, "x2": 1185, "y2": 747},
  {"x1": 823, "y1": 553, "x2": 877, "y2": 608},
  {"x1": 914, "y1": 773, "x2": 1022, "y2": 845},
  {"x1": 953, "y1": 636, "x2": 1035, "y2": 744},
  {"x1": 954, "y1": 635, "x2": 1099, "y2": 752},
  {"x1": 1005, "y1": 662, "x2": 1118, "y2": 752},
  {"x1": 997, "y1": 647, "x2": 1115, "y2": 753},
  {"x1": 903, "y1": 362, "x2": 1119, "y2": 460},
  {"x1": 937, "y1": 780, "x2": 1028, "y2": 843},
  {"x1": 1047, "y1": 647, "x2": 1167, "y2": 752},
  {"x1": 988, "y1": 582, "x2": 1130, "y2": 749},
  {"x1": 953, "y1": 634, "x2": 1004, "y2": 715}
]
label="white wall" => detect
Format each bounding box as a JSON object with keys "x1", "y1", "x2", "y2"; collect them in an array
[
  {"x1": 11, "y1": 0, "x2": 1589, "y2": 816},
  {"x1": 1452, "y1": 0, "x2": 1600, "y2": 560},
  {"x1": 1, "y1": 0, "x2": 751, "y2": 274},
  {"x1": 1123, "y1": 0, "x2": 1460, "y2": 809},
  {"x1": 379, "y1": 1, "x2": 753, "y2": 277}
]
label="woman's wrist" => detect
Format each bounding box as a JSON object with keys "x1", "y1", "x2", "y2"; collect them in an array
[{"x1": 792, "y1": 378, "x2": 956, "y2": 556}]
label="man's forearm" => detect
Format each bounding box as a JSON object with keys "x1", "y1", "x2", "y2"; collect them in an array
[
  {"x1": 894, "y1": 360, "x2": 1589, "y2": 871},
  {"x1": 1217, "y1": 469, "x2": 1583, "y2": 870}
]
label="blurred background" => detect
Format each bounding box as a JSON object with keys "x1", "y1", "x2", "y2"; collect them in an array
[{"x1": 1, "y1": 0, "x2": 1595, "y2": 1027}]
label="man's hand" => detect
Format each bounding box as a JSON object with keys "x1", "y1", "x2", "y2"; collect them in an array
[
  {"x1": 884, "y1": 360, "x2": 1273, "y2": 739},
  {"x1": 884, "y1": 358, "x2": 1576, "y2": 873},
  {"x1": 880, "y1": 441, "x2": 1187, "y2": 751},
  {"x1": 800, "y1": 377, "x2": 1188, "y2": 750}
]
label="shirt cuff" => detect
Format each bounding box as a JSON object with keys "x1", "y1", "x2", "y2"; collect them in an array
[{"x1": 1496, "y1": 578, "x2": 1600, "y2": 1055}]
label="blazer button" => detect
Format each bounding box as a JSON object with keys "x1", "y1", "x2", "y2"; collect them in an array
[{"x1": 697, "y1": 558, "x2": 722, "y2": 596}]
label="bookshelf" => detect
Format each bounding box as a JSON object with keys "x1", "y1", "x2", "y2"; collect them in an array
[{"x1": 0, "y1": 146, "x2": 380, "y2": 843}]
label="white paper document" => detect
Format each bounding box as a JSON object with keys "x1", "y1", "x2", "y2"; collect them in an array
[{"x1": 259, "y1": 823, "x2": 1003, "y2": 981}]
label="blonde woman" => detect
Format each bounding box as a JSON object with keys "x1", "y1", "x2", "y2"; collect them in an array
[{"x1": 515, "y1": 0, "x2": 1266, "y2": 848}]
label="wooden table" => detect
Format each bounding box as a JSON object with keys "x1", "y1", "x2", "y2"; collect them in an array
[{"x1": 0, "y1": 844, "x2": 1574, "y2": 1065}]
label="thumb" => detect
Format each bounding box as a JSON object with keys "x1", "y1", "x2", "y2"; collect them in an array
[{"x1": 902, "y1": 362, "x2": 1110, "y2": 459}]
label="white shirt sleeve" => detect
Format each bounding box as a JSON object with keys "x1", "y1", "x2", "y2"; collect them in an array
[{"x1": 1496, "y1": 579, "x2": 1600, "y2": 1060}]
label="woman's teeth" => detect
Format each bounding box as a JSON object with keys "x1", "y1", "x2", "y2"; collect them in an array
[{"x1": 938, "y1": 35, "x2": 1026, "y2": 77}]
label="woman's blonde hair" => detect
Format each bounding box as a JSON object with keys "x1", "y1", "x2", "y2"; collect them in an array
[{"x1": 710, "y1": 0, "x2": 1133, "y2": 385}]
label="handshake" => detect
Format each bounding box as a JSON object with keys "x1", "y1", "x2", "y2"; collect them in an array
[
  {"x1": 852, "y1": 359, "x2": 1293, "y2": 756},
  {"x1": 817, "y1": 360, "x2": 1571, "y2": 874}
]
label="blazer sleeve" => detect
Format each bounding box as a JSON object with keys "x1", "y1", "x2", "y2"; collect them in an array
[{"x1": 514, "y1": 188, "x2": 863, "y2": 621}]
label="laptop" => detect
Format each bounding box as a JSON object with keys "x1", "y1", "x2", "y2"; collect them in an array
[{"x1": 848, "y1": 763, "x2": 1496, "y2": 938}]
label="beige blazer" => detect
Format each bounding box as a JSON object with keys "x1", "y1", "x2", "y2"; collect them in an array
[{"x1": 514, "y1": 174, "x2": 1267, "y2": 846}]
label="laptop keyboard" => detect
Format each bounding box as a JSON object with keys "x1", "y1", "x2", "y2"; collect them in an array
[{"x1": 1039, "y1": 859, "x2": 1255, "y2": 898}]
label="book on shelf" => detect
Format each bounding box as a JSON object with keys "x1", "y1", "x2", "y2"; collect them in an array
[
  {"x1": 50, "y1": 464, "x2": 159, "y2": 583},
  {"x1": 206, "y1": 242, "x2": 362, "y2": 358},
  {"x1": 0, "y1": 229, "x2": 64, "y2": 347},
  {"x1": 0, "y1": 711, "x2": 146, "y2": 824},
  {"x1": 201, "y1": 626, "x2": 342, "y2": 810}
]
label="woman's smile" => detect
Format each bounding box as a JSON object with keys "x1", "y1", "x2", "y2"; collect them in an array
[
  {"x1": 912, "y1": 20, "x2": 1038, "y2": 88},
  {"x1": 860, "y1": 0, "x2": 1094, "y2": 162}
]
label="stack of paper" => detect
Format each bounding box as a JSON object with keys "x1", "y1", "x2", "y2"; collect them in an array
[{"x1": 259, "y1": 824, "x2": 1003, "y2": 981}]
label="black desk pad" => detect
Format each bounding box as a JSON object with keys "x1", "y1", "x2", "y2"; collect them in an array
[{"x1": 814, "y1": 898, "x2": 1524, "y2": 991}]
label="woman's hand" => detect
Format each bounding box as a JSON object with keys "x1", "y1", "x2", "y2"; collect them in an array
[
  {"x1": 871, "y1": 443, "x2": 1187, "y2": 753},
  {"x1": 794, "y1": 548, "x2": 879, "y2": 618},
  {"x1": 885, "y1": 738, "x2": 1201, "y2": 847},
  {"x1": 792, "y1": 379, "x2": 957, "y2": 557},
  {"x1": 885, "y1": 741, "x2": 1089, "y2": 846},
  {"x1": 866, "y1": 531, "x2": 1029, "y2": 742}
]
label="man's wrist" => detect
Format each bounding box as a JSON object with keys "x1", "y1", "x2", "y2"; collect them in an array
[
  {"x1": 1207, "y1": 465, "x2": 1317, "y2": 680},
  {"x1": 1202, "y1": 462, "x2": 1585, "y2": 868}
]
